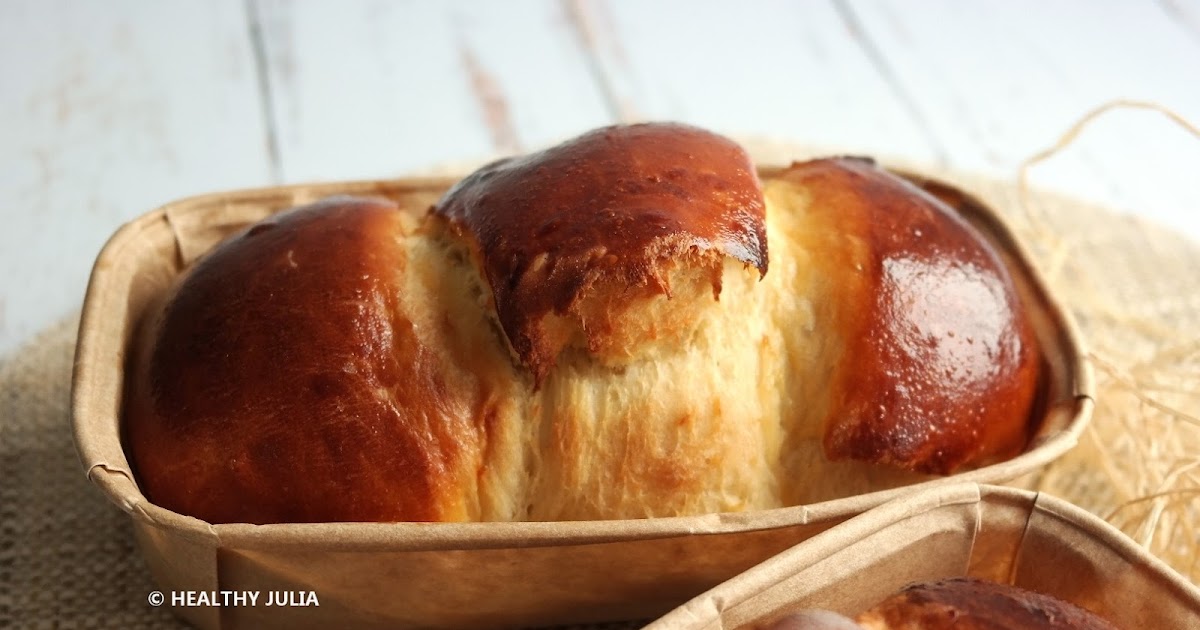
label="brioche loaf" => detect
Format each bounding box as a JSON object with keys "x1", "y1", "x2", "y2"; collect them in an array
[
  {"x1": 764, "y1": 577, "x2": 1120, "y2": 629},
  {"x1": 125, "y1": 123, "x2": 1042, "y2": 524}
]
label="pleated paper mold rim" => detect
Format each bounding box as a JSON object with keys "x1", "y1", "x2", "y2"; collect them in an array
[{"x1": 646, "y1": 481, "x2": 1200, "y2": 629}]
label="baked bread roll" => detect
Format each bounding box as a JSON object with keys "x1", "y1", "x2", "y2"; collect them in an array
[
  {"x1": 125, "y1": 123, "x2": 1042, "y2": 524},
  {"x1": 764, "y1": 577, "x2": 1120, "y2": 629}
]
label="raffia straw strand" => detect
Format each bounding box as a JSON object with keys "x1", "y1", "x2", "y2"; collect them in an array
[
  {"x1": 1139, "y1": 461, "x2": 1200, "y2": 547},
  {"x1": 1082, "y1": 421, "x2": 1136, "y2": 504},
  {"x1": 1011, "y1": 98, "x2": 1200, "y2": 575},
  {"x1": 1017, "y1": 99, "x2": 1200, "y2": 225},
  {"x1": 1015, "y1": 99, "x2": 1200, "y2": 286},
  {"x1": 1104, "y1": 488, "x2": 1200, "y2": 522},
  {"x1": 1089, "y1": 352, "x2": 1200, "y2": 428}
]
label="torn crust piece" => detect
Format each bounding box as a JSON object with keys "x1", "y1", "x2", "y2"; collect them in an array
[{"x1": 432, "y1": 122, "x2": 768, "y2": 384}]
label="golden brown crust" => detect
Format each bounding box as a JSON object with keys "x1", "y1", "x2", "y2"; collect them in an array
[
  {"x1": 125, "y1": 197, "x2": 487, "y2": 524},
  {"x1": 125, "y1": 129, "x2": 1047, "y2": 525},
  {"x1": 776, "y1": 158, "x2": 1042, "y2": 474},
  {"x1": 432, "y1": 122, "x2": 767, "y2": 383},
  {"x1": 856, "y1": 577, "x2": 1120, "y2": 630}
]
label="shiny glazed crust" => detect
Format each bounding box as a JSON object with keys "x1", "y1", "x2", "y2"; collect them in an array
[
  {"x1": 776, "y1": 158, "x2": 1041, "y2": 474},
  {"x1": 125, "y1": 124, "x2": 1043, "y2": 524},
  {"x1": 125, "y1": 198, "x2": 500, "y2": 522}
]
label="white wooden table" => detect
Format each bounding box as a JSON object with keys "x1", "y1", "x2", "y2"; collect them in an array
[{"x1": 3, "y1": 0, "x2": 1199, "y2": 359}]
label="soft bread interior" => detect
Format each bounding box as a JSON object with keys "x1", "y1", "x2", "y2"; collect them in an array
[{"x1": 395, "y1": 177, "x2": 925, "y2": 521}]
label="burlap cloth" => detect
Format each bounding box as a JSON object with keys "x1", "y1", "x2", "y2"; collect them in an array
[{"x1": 2, "y1": 154, "x2": 1197, "y2": 627}]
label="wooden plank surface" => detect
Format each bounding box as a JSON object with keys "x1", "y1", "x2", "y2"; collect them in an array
[
  {"x1": 3, "y1": 0, "x2": 1200, "y2": 358},
  {"x1": 841, "y1": 0, "x2": 1200, "y2": 241},
  {"x1": 252, "y1": 0, "x2": 613, "y2": 181},
  {"x1": 0, "y1": 0, "x2": 273, "y2": 356},
  {"x1": 568, "y1": 0, "x2": 944, "y2": 162}
]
